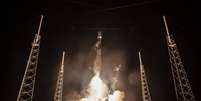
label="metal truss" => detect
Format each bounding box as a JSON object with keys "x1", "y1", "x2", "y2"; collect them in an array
[
  {"x1": 139, "y1": 52, "x2": 152, "y2": 101},
  {"x1": 17, "y1": 15, "x2": 43, "y2": 101},
  {"x1": 163, "y1": 16, "x2": 196, "y2": 101},
  {"x1": 54, "y1": 51, "x2": 65, "y2": 101}
]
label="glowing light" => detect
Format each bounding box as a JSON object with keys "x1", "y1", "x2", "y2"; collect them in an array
[
  {"x1": 79, "y1": 71, "x2": 125, "y2": 101},
  {"x1": 87, "y1": 72, "x2": 108, "y2": 100}
]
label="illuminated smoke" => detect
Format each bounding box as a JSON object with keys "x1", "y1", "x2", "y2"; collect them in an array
[
  {"x1": 66, "y1": 33, "x2": 126, "y2": 101},
  {"x1": 85, "y1": 72, "x2": 108, "y2": 100},
  {"x1": 79, "y1": 70, "x2": 125, "y2": 101},
  {"x1": 108, "y1": 90, "x2": 125, "y2": 101}
]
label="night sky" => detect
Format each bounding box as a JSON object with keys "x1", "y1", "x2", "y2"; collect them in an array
[{"x1": 7, "y1": 0, "x2": 200, "y2": 101}]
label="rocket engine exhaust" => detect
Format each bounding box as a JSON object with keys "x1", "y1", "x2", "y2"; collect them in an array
[{"x1": 77, "y1": 32, "x2": 125, "y2": 101}]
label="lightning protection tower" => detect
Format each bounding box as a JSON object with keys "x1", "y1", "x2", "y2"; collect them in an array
[
  {"x1": 163, "y1": 16, "x2": 196, "y2": 101},
  {"x1": 54, "y1": 51, "x2": 65, "y2": 101},
  {"x1": 139, "y1": 52, "x2": 152, "y2": 101},
  {"x1": 17, "y1": 15, "x2": 44, "y2": 101}
]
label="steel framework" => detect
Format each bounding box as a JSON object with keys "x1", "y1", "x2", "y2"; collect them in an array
[
  {"x1": 163, "y1": 16, "x2": 196, "y2": 101},
  {"x1": 139, "y1": 52, "x2": 152, "y2": 101},
  {"x1": 54, "y1": 51, "x2": 65, "y2": 101},
  {"x1": 17, "y1": 15, "x2": 44, "y2": 101}
]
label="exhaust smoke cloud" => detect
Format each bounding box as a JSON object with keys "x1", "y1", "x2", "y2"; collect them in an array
[{"x1": 64, "y1": 32, "x2": 139, "y2": 101}]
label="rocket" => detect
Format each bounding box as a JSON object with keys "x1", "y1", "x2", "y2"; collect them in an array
[
  {"x1": 95, "y1": 31, "x2": 102, "y2": 49},
  {"x1": 94, "y1": 31, "x2": 102, "y2": 73}
]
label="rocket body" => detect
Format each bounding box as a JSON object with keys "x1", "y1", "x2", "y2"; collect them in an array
[{"x1": 94, "y1": 32, "x2": 102, "y2": 73}]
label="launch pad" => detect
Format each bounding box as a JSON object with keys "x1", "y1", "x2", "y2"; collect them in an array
[{"x1": 16, "y1": 16, "x2": 196, "y2": 101}]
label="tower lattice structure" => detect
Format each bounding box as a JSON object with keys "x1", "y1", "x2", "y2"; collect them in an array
[
  {"x1": 139, "y1": 52, "x2": 152, "y2": 101},
  {"x1": 54, "y1": 51, "x2": 65, "y2": 101},
  {"x1": 163, "y1": 16, "x2": 196, "y2": 101},
  {"x1": 17, "y1": 15, "x2": 44, "y2": 101}
]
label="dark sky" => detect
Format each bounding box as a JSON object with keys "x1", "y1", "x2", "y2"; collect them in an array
[{"x1": 7, "y1": 0, "x2": 200, "y2": 101}]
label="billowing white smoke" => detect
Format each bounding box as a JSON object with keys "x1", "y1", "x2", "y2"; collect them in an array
[
  {"x1": 78, "y1": 63, "x2": 125, "y2": 101},
  {"x1": 78, "y1": 49, "x2": 126, "y2": 100},
  {"x1": 79, "y1": 71, "x2": 125, "y2": 101},
  {"x1": 85, "y1": 72, "x2": 108, "y2": 100},
  {"x1": 108, "y1": 90, "x2": 125, "y2": 101},
  {"x1": 68, "y1": 34, "x2": 126, "y2": 101}
]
